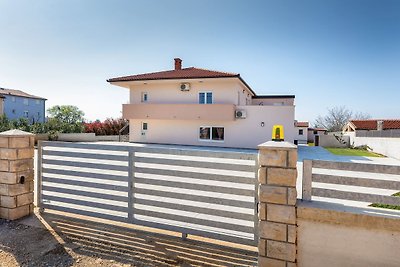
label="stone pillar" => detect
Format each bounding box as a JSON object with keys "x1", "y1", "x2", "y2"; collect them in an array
[
  {"x1": 258, "y1": 141, "x2": 298, "y2": 267},
  {"x1": 0, "y1": 129, "x2": 35, "y2": 220}
]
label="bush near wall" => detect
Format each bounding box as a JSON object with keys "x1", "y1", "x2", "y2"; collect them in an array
[{"x1": 84, "y1": 118, "x2": 128, "y2": 136}]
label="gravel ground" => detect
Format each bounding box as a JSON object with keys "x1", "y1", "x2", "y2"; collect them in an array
[{"x1": 0, "y1": 213, "x2": 257, "y2": 267}]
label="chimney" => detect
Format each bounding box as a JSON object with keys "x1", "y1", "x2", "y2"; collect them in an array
[
  {"x1": 174, "y1": 58, "x2": 182, "y2": 70},
  {"x1": 377, "y1": 120, "x2": 384, "y2": 131}
]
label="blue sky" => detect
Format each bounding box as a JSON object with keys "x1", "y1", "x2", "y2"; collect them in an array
[{"x1": 0, "y1": 0, "x2": 399, "y2": 122}]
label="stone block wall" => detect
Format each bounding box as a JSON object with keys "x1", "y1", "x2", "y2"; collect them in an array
[
  {"x1": 0, "y1": 130, "x2": 35, "y2": 220},
  {"x1": 258, "y1": 141, "x2": 298, "y2": 267}
]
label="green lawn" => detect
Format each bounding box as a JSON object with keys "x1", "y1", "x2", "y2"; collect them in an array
[
  {"x1": 370, "y1": 192, "x2": 400, "y2": 210},
  {"x1": 325, "y1": 147, "x2": 384, "y2": 157}
]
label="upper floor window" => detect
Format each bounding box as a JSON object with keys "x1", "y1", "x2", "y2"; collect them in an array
[
  {"x1": 299, "y1": 129, "x2": 304, "y2": 135},
  {"x1": 36, "y1": 99, "x2": 40, "y2": 105},
  {"x1": 23, "y1": 98, "x2": 28, "y2": 105},
  {"x1": 142, "y1": 122, "x2": 148, "y2": 131},
  {"x1": 11, "y1": 96, "x2": 16, "y2": 102},
  {"x1": 141, "y1": 92, "x2": 148, "y2": 102},
  {"x1": 199, "y1": 92, "x2": 212, "y2": 104}
]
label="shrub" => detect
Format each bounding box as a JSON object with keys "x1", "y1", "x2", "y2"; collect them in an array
[{"x1": 84, "y1": 118, "x2": 128, "y2": 136}]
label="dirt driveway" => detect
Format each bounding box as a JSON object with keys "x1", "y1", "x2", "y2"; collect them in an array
[{"x1": 0, "y1": 212, "x2": 257, "y2": 267}]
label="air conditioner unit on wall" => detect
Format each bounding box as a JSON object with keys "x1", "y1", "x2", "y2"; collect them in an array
[
  {"x1": 235, "y1": 110, "x2": 247, "y2": 119},
  {"x1": 180, "y1": 83, "x2": 190, "y2": 91}
]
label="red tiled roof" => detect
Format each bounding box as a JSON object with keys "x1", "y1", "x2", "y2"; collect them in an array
[
  {"x1": 295, "y1": 121, "x2": 309, "y2": 127},
  {"x1": 350, "y1": 120, "x2": 400, "y2": 130},
  {"x1": 107, "y1": 67, "x2": 239, "y2": 82},
  {"x1": 107, "y1": 66, "x2": 257, "y2": 95}
]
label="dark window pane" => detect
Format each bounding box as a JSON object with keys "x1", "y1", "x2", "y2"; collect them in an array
[
  {"x1": 199, "y1": 127, "x2": 210, "y2": 139},
  {"x1": 212, "y1": 127, "x2": 224, "y2": 140},
  {"x1": 199, "y1": 93, "x2": 205, "y2": 104},
  {"x1": 142, "y1": 123, "x2": 148, "y2": 130},
  {"x1": 206, "y1": 92, "x2": 213, "y2": 104},
  {"x1": 299, "y1": 129, "x2": 303, "y2": 135}
]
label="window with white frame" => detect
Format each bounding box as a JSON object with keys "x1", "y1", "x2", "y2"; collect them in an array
[
  {"x1": 299, "y1": 129, "x2": 304, "y2": 135},
  {"x1": 199, "y1": 92, "x2": 212, "y2": 104},
  {"x1": 141, "y1": 92, "x2": 148, "y2": 102},
  {"x1": 36, "y1": 99, "x2": 40, "y2": 105},
  {"x1": 199, "y1": 126, "x2": 224, "y2": 141},
  {"x1": 142, "y1": 122, "x2": 148, "y2": 131},
  {"x1": 23, "y1": 98, "x2": 28, "y2": 105}
]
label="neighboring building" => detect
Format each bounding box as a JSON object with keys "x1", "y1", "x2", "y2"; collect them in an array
[
  {"x1": 343, "y1": 119, "x2": 400, "y2": 138},
  {"x1": 0, "y1": 95, "x2": 4, "y2": 116},
  {"x1": 307, "y1": 127, "x2": 327, "y2": 143},
  {"x1": 294, "y1": 121, "x2": 309, "y2": 145},
  {"x1": 0, "y1": 87, "x2": 46, "y2": 123},
  {"x1": 108, "y1": 58, "x2": 295, "y2": 149}
]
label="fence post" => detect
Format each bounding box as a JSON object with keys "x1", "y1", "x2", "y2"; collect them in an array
[
  {"x1": 0, "y1": 130, "x2": 35, "y2": 220},
  {"x1": 128, "y1": 149, "x2": 134, "y2": 221},
  {"x1": 36, "y1": 140, "x2": 43, "y2": 211},
  {"x1": 302, "y1": 160, "x2": 312, "y2": 201},
  {"x1": 257, "y1": 141, "x2": 298, "y2": 267}
]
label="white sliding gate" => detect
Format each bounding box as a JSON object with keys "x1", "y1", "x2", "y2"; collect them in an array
[{"x1": 37, "y1": 141, "x2": 258, "y2": 246}]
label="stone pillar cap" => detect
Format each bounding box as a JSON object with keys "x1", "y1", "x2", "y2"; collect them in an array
[
  {"x1": 258, "y1": 141, "x2": 297, "y2": 150},
  {"x1": 0, "y1": 129, "x2": 35, "y2": 137}
]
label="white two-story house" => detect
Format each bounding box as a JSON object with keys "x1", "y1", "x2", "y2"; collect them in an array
[{"x1": 108, "y1": 58, "x2": 295, "y2": 149}]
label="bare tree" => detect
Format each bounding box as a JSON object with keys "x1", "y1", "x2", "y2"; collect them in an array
[{"x1": 314, "y1": 106, "x2": 370, "y2": 132}]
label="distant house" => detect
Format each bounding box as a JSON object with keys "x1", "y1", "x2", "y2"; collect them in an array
[
  {"x1": 343, "y1": 119, "x2": 400, "y2": 138},
  {"x1": 0, "y1": 87, "x2": 47, "y2": 123},
  {"x1": 294, "y1": 121, "x2": 309, "y2": 145},
  {"x1": 107, "y1": 58, "x2": 296, "y2": 149},
  {"x1": 307, "y1": 127, "x2": 327, "y2": 143}
]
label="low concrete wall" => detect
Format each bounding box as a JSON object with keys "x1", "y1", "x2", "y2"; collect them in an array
[
  {"x1": 297, "y1": 202, "x2": 400, "y2": 267},
  {"x1": 318, "y1": 134, "x2": 349, "y2": 148},
  {"x1": 58, "y1": 133, "x2": 127, "y2": 142},
  {"x1": 353, "y1": 136, "x2": 400, "y2": 159}
]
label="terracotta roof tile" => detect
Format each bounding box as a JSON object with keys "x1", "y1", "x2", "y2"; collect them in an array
[
  {"x1": 350, "y1": 119, "x2": 400, "y2": 130},
  {"x1": 107, "y1": 67, "x2": 239, "y2": 82},
  {"x1": 295, "y1": 121, "x2": 309, "y2": 127}
]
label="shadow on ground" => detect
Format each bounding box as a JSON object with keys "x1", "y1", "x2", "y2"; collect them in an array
[
  {"x1": 0, "y1": 217, "x2": 74, "y2": 267},
  {"x1": 42, "y1": 212, "x2": 257, "y2": 267}
]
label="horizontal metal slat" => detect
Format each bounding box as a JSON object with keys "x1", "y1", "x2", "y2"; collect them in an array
[
  {"x1": 42, "y1": 204, "x2": 128, "y2": 222},
  {"x1": 132, "y1": 219, "x2": 256, "y2": 246},
  {"x1": 135, "y1": 177, "x2": 254, "y2": 197},
  {"x1": 43, "y1": 150, "x2": 129, "y2": 162},
  {"x1": 42, "y1": 141, "x2": 131, "y2": 151},
  {"x1": 134, "y1": 156, "x2": 255, "y2": 172},
  {"x1": 312, "y1": 160, "x2": 400, "y2": 175},
  {"x1": 43, "y1": 177, "x2": 129, "y2": 192},
  {"x1": 133, "y1": 208, "x2": 254, "y2": 234},
  {"x1": 43, "y1": 159, "x2": 129, "y2": 172},
  {"x1": 133, "y1": 146, "x2": 257, "y2": 160},
  {"x1": 134, "y1": 198, "x2": 254, "y2": 221},
  {"x1": 43, "y1": 195, "x2": 128, "y2": 213},
  {"x1": 42, "y1": 185, "x2": 128, "y2": 202},
  {"x1": 313, "y1": 174, "x2": 400, "y2": 190},
  {"x1": 134, "y1": 187, "x2": 254, "y2": 209},
  {"x1": 312, "y1": 188, "x2": 400, "y2": 206},
  {"x1": 42, "y1": 168, "x2": 129, "y2": 182},
  {"x1": 134, "y1": 167, "x2": 255, "y2": 184}
]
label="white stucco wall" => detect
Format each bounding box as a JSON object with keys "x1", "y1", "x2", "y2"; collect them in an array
[
  {"x1": 352, "y1": 136, "x2": 400, "y2": 160},
  {"x1": 129, "y1": 105, "x2": 295, "y2": 149},
  {"x1": 128, "y1": 78, "x2": 252, "y2": 106},
  {"x1": 294, "y1": 126, "x2": 308, "y2": 144}
]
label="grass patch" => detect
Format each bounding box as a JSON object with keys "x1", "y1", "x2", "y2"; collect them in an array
[
  {"x1": 325, "y1": 147, "x2": 384, "y2": 157},
  {"x1": 307, "y1": 142, "x2": 315, "y2": 146},
  {"x1": 370, "y1": 192, "x2": 400, "y2": 210}
]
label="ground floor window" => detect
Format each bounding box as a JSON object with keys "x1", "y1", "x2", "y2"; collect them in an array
[{"x1": 199, "y1": 126, "x2": 224, "y2": 141}]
